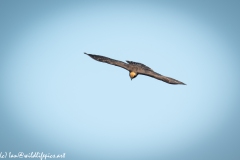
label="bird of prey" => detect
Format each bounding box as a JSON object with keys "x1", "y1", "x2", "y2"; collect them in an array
[{"x1": 84, "y1": 52, "x2": 186, "y2": 85}]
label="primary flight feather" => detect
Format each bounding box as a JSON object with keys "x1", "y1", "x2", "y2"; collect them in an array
[{"x1": 84, "y1": 52, "x2": 186, "y2": 85}]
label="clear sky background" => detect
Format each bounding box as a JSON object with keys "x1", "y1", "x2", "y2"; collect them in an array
[{"x1": 0, "y1": 0, "x2": 240, "y2": 160}]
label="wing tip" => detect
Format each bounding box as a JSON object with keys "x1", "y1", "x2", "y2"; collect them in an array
[
  {"x1": 84, "y1": 52, "x2": 88, "y2": 55},
  {"x1": 171, "y1": 82, "x2": 186, "y2": 85},
  {"x1": 180, "y1": 82, "x2": 186, "y2": 85},
  {"x1": 171, "y1": 81, "x2": 186, "y2": 85}
]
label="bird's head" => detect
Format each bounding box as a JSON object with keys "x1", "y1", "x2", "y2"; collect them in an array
[{"x1": 129, "y1": 71, "x2": 138, "y2": 80}]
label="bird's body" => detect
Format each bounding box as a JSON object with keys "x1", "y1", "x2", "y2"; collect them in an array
[
  {"x1": 84, "y1": 52, "x2": 186, "y2": 85},
  {"x1": 129, "y1": 71, "x2": 137, "y2": 79}
]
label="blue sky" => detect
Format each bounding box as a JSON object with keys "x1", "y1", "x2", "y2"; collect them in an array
[{"x1": 0, "y1": 0, "x2": 240, "y2": 160}]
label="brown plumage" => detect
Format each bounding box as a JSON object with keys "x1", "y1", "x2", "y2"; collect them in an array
[{"x1": 84, "y1": 52, "x2": 186, "y2": 85}]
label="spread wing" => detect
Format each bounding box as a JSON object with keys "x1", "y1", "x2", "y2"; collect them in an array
[
  {"x1": 138, "y1": 69, "x2": 186, "y2": 85},
  {"x1": 84, "y1": 52, "x2": 130, "y2": 70}
]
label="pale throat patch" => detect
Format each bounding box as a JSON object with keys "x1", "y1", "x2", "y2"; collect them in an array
[{"x1": 130, "y1": 71, "x2": 137, "y2": 78}]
